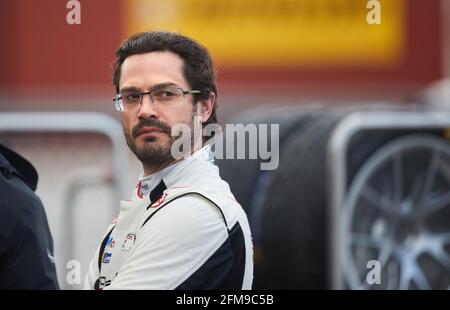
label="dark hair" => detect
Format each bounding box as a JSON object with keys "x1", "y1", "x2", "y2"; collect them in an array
[{"x1": 112, "y1": 31, "x2": 218, "y2": 127}]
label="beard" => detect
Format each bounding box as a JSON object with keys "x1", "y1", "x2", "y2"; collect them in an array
[{"x1": 124, "y1": 115, "x2": 195, "y2": 169}]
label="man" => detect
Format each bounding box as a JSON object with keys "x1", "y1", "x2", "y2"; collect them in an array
[
  {"x1": 85, "y1": 31, "x2": 253, "y2": 289},
  {"x1": 0, "y1": 143, "x2": 59, "y2": 289}
]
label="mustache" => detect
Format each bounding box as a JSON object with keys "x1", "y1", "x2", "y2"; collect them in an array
[{"x1": 132, "y1": 118, "x2": 172, "y2": 138}]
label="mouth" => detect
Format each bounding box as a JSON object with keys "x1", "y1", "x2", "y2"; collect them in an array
[{"x1": 135, "y1": 126, "x2": 167, "y2": 139}]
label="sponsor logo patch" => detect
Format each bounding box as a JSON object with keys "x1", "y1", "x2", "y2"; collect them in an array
[
  {"x1": 96, "y1": 277, "x2": 112, "y2": 290},
  {"x1": 105, "y1": 236, "x2": 115, "y2": 248},
  {"x1": 122, "y1": 233, "x2": 136, "y2": 252},
  {"x1": 102, "y1": 252, "x2": 112, "y2": 264}
]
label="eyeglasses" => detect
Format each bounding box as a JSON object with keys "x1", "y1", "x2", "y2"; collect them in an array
[{"x1": 113, "y1": 86, "x2": 203, "y2": 112}]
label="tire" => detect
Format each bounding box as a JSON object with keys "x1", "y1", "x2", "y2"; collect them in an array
[
  {"x1": 258, "y1": 112, "x2": 343, "y2": 289},
  {"x1": 257, "y1": 110, "x2": 399, "y2": 289},
  {"x1": 215, "y1": 106, "x2": 325, "y2": 213}
]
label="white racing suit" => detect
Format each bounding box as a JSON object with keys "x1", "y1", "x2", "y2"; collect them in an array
[{"x1": 85, "y1": 146, "x2": 254, "y2": 289}]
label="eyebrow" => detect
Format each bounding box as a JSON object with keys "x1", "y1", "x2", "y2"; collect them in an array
[{"x1": 120, "y1": 82, "x2": 179, "y2": 93}]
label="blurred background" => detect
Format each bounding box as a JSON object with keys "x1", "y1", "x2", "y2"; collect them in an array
[{"x1": 0, "y1": 0, "x2": 449, "y2": 289}]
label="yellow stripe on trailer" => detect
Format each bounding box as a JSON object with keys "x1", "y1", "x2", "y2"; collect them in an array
[{"x1": 123, "y1": 0, "x2": 405, "y2": 68}]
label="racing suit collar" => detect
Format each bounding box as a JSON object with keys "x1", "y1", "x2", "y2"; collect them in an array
[
  {"x1": 136, "y1": 145, "x2": 215, "y2": 201},
  {"x1": 138, "y1": 162, "x2": 175, "y2": 199},
  {"x1": 161, "y1": 144, "x2": 215, "y2": 187}
]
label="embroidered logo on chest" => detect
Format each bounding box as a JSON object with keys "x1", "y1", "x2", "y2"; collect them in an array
[
  {"x1": 105, "y1": 236, "x2": 116, "y2": 249},
  {"x1": 121, "y1": 233, "x2": 136, "y2": 252},
  {"x1": 102, "y1": 252, "x2": 112, "y2": 264}
]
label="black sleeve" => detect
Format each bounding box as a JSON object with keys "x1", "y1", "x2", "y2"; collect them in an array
[{"x1": 0, "y1": 168, "x2": 60, "y2": 290}]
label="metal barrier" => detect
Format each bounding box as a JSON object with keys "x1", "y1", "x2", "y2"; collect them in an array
[{"x1": 0, "y1": 112, "x2": 128, "y2": 288}]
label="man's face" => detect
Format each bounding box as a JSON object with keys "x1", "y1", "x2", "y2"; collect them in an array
[{"x1": 119, "y1": 51, "x2": 196, "y2": 169}]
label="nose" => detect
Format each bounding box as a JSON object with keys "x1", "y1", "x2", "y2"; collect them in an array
[{"x1": 137, "y1": 93, "x2": 159, "y2": 119}]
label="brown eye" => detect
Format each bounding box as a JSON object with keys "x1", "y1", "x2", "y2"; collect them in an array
[
  {"x1": 152, "y1": 87, "x2": 183, "y2": 101},
  {"x1": 153, "y1": 89, "x2": 176, "y2": 98},
  {"x1": 124, "y1": 92, "x2": 141, "y2": 102}
]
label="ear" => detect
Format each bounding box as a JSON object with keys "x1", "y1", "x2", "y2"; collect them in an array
[{"x1": 196, "y1": 92, "x2": 216, "y2": 124}]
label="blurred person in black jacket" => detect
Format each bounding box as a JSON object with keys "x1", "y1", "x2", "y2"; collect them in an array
[{"x1": 0, "y1": 143, "x2": 59, "y2": 289}]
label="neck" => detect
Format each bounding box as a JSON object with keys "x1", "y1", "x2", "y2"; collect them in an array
[{"x1": 143, "y1": 159, "x2": 176, "y2": 177}]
